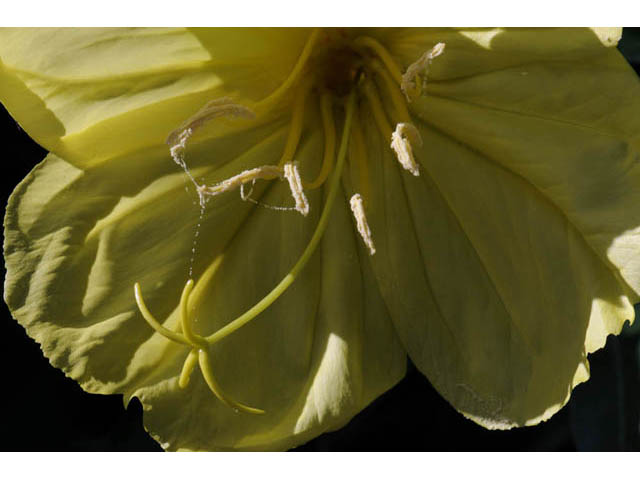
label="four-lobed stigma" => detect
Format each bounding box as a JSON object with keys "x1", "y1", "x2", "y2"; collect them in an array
[{"x1": 134, "y1": 28, "x2": 445, "y2": 413}]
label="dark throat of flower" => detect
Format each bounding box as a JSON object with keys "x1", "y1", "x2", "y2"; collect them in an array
[{"x1": 135, "y1": 29, "x2": 445, "y2": 414}]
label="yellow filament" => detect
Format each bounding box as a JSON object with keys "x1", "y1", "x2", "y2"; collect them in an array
[
  {"x1": 178, "y1": 349, "x2": 199, "y2": 388},
  {"x1": 354, "y1": 36, "x2": 403, "y2": 85},
  {"x1": 350, "y1": 110, "x2": 371, "y2": 205},
  {"x1": 305, "y1": 93, "x2": 336, "y2": 189},
  {"x1": 361, "y1": 80, "x2": 393, "y2": 140},
  {"x1": 134, "y1": 283, "x2": 190, "y2": 346},
  {"x1": 277, "y1": 79, "x2": 312, "y2": 168},
  {"x1": 370, "y1": 60, "x2": 411, "y2": 123},
  {"x1": 255, "y1": 28, "x2": 321, "y2": 112},
  {"x1": 198, "y1": 349, "x2": 265, "y2": 415}
]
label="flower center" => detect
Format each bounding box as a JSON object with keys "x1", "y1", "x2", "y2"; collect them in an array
[
  {"x1": 315, "y1": 44, "x2": 363, "y2": 96},
  {"x1": 135, "y1": 29, "x2": 445, "y2": 414}
]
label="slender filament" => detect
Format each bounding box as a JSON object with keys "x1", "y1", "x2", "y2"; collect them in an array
[
  {"x1": 254, "y1": 28, "x2": 321, "y2": 112},
  {"x1": 361, "y1": 80, "x2": 393, "y2": 139},
  {"x1": 277, "y1": 79, "x2": 312, "y2": 168},
  {"x1": 370, "y1": 60, "x2": 411, "y2": 123},
  {"x1": 349, "y1": 110, "x2": 371, "y2": 205},
  {"x1": 305, "y1": 93, "x2": 336, "y2": 189}
]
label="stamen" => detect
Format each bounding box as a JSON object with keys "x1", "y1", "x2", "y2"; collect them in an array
[
  {"x1": 277, "y1": 79, "x2": 313, "y2": 168},
  {"x1": 197, "y1": 165, "x2": 283, "y2": 198},
  {"x1": 305, "y1": 93, "x2": 336, "y2": 189},
  {"x1": 350, "y1": 193, "x2": 376, "y2": 255},
  {"x1": 390, "y1": 122, "x2": 423, "y2": 176},
  {"x1": 283, "y1": 162, "x2": 310, "y2": 216},
  {"x1": 204, "y1": 91, "x2": 359, "y2": 346},
  {"x1": 198, "y1": 349, "x2": 265, "y2": 415},
  {"x1": 401, "y1": 42, "x2": 445, "y2": 102},
  {"x1": 354, "y1": 36, "x2": 403, "y2": 85}
]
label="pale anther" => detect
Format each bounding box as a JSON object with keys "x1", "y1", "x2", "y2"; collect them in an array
[
  {"x1": 390, "y1": 122, "x2": 423, "y2": 176},
  {"x1": 283, "y1": 162, "x2": 310, "y2": 216},
  {"x1": 350, "y1": 193, "x2": 376, "y2": 256},
  {"x1": 166, "y1": 98, "x2": 256, "y2": 181},
  {"x1": 401, "y1": 42, "x2": 445, "y2": 102},
  {"x1": 198, "y1": 165, "x2": 284, "y2": 198}
]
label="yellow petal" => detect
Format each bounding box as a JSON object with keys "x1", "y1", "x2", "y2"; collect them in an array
[
  {"x1": 0, "y1": 27, "x2": 311, "y2": 167},
  {"x1": 376, "y1": 27, "x2": 621, "y2": 81},
  {"x1": 4, "y1": 117, "x2": 405, "y2": 450}
]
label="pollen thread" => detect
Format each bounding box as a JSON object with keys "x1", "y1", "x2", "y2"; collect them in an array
[{"x1": 350, "y1": 193, "x2": 376, "y2": 255}]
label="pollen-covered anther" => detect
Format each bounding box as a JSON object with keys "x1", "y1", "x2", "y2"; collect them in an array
[
  {"x1": 390, "y1": 122, "x2": 423, "y2": 176},
  {"x1": 401, "y1": 42, "x2": 445, "y2": 102},
  {"x1": 283, "y1": 162, "x2": 310, "y2": 216},
  {"x1": 165, "y1": 98, "x2": 256, "y2": 179},
  {"x1": 350, "y1": 193, "x2": 376, "y2": 256},
  {"x1": 197, "y1": 165, "x2": 284, "y2": 198}
]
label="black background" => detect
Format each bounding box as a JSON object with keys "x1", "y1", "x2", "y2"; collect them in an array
[{"x1": 1, "y1": 28, "x2": 640, "y2": 451}]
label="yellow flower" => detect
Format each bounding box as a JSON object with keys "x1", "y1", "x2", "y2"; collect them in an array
[{"x1": 2, "y1": 27, "x2": 640, "y2": 450}]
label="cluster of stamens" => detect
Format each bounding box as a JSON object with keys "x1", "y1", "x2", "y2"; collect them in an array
[{"x1": 135, "y1": 28, "x2": 445, "y2": 414}]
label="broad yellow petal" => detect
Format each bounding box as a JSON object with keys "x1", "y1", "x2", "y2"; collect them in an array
[
  {"x1": 4, "y1": 114, "x2": 405, "y2": 450},
  {"x1": 0, "y1": 27, "x2": 311, "y2": 167},
  {"x1": 360, "y1": 27, "x2": 639, "y2": 428}
]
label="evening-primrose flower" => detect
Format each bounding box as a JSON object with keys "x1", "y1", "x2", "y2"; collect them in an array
[{"x1": 2, "y1": 27, "x2": 640, "y2": 450}]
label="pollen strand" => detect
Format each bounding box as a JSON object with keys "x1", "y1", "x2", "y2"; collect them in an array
[
  {"x1": 350, "y1": 193, "x2": 376, "y2": 255},
  {"x1": 390, "y1": 122, "x2": 423, "y2": 176}
]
